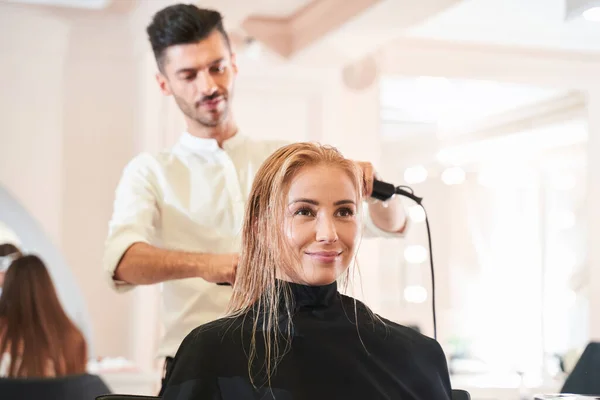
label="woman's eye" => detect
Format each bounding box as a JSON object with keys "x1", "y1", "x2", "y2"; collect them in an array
[
  {"x1": 294, "y1": 208, "x2": 314, "y2": 217},
  {"x1": 337, "y1": 208, "x2": 355, "y2": 217}
]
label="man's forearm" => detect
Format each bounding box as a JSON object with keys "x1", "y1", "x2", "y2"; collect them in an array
[
  {"x1": 368, "y1": 196, "x2": 408, "y2": 233},
  {"x1": 113, "y1": 242, "x2": 211, "y2": 285}
]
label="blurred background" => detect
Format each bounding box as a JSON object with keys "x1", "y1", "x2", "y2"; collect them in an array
[{"x1": 1, "y1": 0, "x2": 600, "y2": 398}]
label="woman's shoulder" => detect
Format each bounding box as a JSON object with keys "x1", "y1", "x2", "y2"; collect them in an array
[{"x1": 339, "y1": 294, "x2": 441, "y2": 349}]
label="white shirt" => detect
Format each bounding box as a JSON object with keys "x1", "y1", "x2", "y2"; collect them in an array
[
  {"x1": 0, "y1": 221, "x2": 21, "y2": 247},
  {"x1": 0, "y1": 353, "x2": 11, "y2": 377},
  {"x1": 103, "y1": 133, "x2": 401, "y2": 357}
]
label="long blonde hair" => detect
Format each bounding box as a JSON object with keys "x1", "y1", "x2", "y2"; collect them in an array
[{"x1": 226, "y1": 142, "x2": 364, "y2": 386}]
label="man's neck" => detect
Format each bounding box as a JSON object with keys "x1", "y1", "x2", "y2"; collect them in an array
[{"x1": 187, "y1": 120, "x2": 238, "y2": 148}]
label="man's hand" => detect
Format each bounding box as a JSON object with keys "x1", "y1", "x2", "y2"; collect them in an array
[
  {"x1": 354, "y1": 161, "x2": 376, "y2": 197},
  {"x1": 204, "y1": 253, "x2": 239, "y2": 285},
  {"x1": 353, "y1": 160, "x2": 408, "y2": 233}
]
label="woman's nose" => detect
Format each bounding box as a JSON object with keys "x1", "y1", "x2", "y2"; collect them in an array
[{"x1": 315, "y1": 216, "x2": 338, "y2": 243}]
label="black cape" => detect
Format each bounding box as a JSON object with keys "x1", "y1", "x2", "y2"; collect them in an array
[{"x1": 162, "y1": 281, "x2": 453, "y2": 400}]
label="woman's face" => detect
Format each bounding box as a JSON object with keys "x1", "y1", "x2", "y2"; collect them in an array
[{"x1": 280, "y1": 164, "x2": 359, "y2": 286}]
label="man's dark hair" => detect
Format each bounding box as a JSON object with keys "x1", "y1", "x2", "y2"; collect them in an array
[
  {"x1": 146, "y1": 4, "x2": 231, "y2": 70},
  {"x1": 0, "y1": 243, "x2": 19, "y2": 258}
]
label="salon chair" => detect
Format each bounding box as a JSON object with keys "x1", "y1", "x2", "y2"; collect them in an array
[
  {"x1": 0, "y1": 373, "x2": 111, "y2": 400},
  {"x1": 97, "y1": 389, "x2": 471, "y2": 399},
  {"x1": 452, "y1": 389, "x2": 471, "y2": 400},
  {"x1": 97, "y1": 396, "x2": 159, "y2": 400}
]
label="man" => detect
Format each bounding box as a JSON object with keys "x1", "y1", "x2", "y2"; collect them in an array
[
  {"x1": 103, "y1": 3, "x2": 408, "y2": 392},
  {"x1": 0, "y1": 223, "x2": 21, "y2": 290},
  {"x1": 0, "y1": 243, "x2": 20, "y2": 291}
]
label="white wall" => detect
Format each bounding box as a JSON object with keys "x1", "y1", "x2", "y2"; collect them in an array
[
  {"x1": 0, "y1": 5, "x2": 69, "y2": 247},
  {"x1": 0, "y1": 3, "x2": 140, "y2": 359},
  {"x1": 60, "y1": 11, "x2": 139, "y2": 359}
]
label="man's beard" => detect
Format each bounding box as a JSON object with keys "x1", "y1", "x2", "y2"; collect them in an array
[{"x1": 173, "y1": 93, "x2": 229, "y2": 128}]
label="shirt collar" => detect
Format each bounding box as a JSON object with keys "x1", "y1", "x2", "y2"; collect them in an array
[
  {"x1": 279, "y1": 279, "x2": 338, "y2": 310},
  {"x1": 178, "y1": 132, "x2": 246, "y2": 153}
]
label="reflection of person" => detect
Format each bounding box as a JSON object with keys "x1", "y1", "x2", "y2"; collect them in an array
[
  {"x1": 161, "y1": 143, "x2": 451, "y2": 400},
  {"x1": 103, "y1": 3, "x2": 407, "y2": 384},
  {"x1": 0, "y1": 255, "x2": 87, "y2": 377},
  {"x1": 0, "y1": 188, "x2": 94, "y2": 358}
]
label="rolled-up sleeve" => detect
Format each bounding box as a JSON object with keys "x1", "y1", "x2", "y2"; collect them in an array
[
  {"x1": 361, "y1": 200, "x2": 409, "y2": 239},
  {"x1": 103, "y1": 154, "x2": 160, "y2": 292}
]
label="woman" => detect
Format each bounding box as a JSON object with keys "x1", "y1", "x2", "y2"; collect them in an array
[
  {"x1": 0, "y1": 254, "x2": 87, "y2": 378},
  {"x1": 162, "y1": 143, "x2": 452, "y2": 399}
]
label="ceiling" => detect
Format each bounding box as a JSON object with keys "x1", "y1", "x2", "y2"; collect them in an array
[
  {"x1": 378, "y1": 75, "x2": 586, "y2": 170},
  {"x1": 2, "y1": 0, "x2": 110, "y2": 8},
  {"x1": 246, "y1": 0, "x2": 312, "y2": 18},
  {"x1": 380, "y1": 76, "x2": 567, "y2": 133},
  {"x1": 10, "y1": 0, "x2": 600, "y2": 56},
  {"x1": 374, "y1": 0, "x2": 596, "y2": 158},
  {"x1": 231, "y1": 0, "x2": 600, "y2": 62},
  {"x1": 315, "y1": 0, "x2": 461, "y2": 59},
  {"x1": 406, "y1": 0, "x2": 600, "y2": 53},
  {"x1": 5, "y1": 0, "x2": 591, "y2": 169}
]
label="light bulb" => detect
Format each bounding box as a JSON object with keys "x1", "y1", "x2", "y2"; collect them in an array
[
  {"x1": 404, "y1": 285, "x2": 427, "y2": 303},
  {"x1": 404, "y1": 245, "x2": 427, "y2": 264},
  {"x1": 404, "y1": 165, "x2": 428, "y2": 184},
  {"x1": 441, "y1": 166, "x2": 466, "y2": 185}
]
